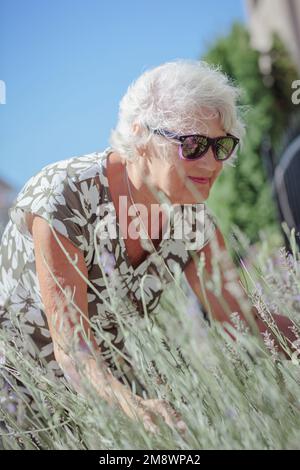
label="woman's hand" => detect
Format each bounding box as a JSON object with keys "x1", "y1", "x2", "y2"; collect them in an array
[{"x1": 119, "y1": 393, "x2": 188, "y2": 436}]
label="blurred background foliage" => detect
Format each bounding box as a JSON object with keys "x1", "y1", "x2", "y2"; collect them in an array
[{"x1": 203, "y1": 23, "x2": 299, "y2": 258}]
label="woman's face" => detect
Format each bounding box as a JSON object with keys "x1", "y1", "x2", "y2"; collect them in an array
[{"x1": 146, "y1": 108, "x2": 225, "y2": 205}]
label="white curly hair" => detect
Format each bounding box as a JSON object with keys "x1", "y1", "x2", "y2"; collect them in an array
[{"x1": 109, "y1": 59, "x2": 246, "y2": 167}]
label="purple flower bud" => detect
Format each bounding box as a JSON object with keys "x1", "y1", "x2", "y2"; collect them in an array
[{"x1": 98, "y1": 248, "x2": 116, "y2": 276}]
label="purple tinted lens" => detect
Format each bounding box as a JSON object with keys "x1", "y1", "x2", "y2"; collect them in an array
[
  {"x1": 181, "y1": 135, "x2": 237, "y2": 160},
  {"x1": 181, "y1": 136, "x2": 208, "y2": 159}
]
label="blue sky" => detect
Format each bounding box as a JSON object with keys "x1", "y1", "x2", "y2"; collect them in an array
[{"x1": 0, "y1": 0, "x2": 246, "y2": 190}]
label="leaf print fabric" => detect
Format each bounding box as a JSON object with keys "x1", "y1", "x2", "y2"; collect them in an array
[{"x1": 0, "y1": 147, "x2": 218, "y2": 398}]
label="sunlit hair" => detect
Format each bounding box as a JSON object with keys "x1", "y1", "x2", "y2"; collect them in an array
[{"x1": 109, "y1": 59, "x2": 246, "y2": 167}]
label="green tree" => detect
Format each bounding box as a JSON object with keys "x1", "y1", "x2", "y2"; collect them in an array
[{"x1": 203, "y1": 23, "x2": 299, "y2": 252}]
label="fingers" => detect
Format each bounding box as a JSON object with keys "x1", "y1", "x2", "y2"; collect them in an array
[
  {"x1": 127, "y1": 397, "x2": 161, "y2": 435},
  {"x1": 145, "y1": 399, "x2": 188, "y2": 435},
  {"x1": 175, "y1": 419, "x2": 188, "y2": 435},
  {"x1": 152, "y1": 400, "x2": 176, "y2": 428},
  {"x1": 164, "y1": 406, "x2": 188, "y2": 435},
  {"x1": 121, "y1": 395, "x2": 188, "y2": 436},
  {"x1": 142, "y1": 412, "x2": 160, "y2": 435}
]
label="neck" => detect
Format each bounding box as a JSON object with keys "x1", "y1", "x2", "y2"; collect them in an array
[
  {"x1": 106, "y1": 150, "x2": 170, "y2": 242},
  {"x1": 125, "y1": 161, "x2": 159, "y2": 206},
  {"x1": 124, "y1": 160, "x2": 171, "y2": 240}
]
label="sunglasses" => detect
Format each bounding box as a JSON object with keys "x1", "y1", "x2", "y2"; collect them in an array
[{"x1": 147, "y1": 126, "x2": 240, "y2": 162}]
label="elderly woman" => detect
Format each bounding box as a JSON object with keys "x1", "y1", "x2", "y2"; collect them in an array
[{"x1": 0, "y1": 60, "x2": 296, "y2": 435}]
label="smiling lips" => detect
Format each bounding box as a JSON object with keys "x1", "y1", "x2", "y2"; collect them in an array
[{"x1": 188, "y1": 176, "x2": 210, "y2": 185}]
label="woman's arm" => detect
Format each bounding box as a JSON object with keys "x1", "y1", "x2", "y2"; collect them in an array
[
  {"x1": 32, "y1": 215, "x2": 144, "y2": 408},
  {"x1": 32, "y1": 215, "x2": 186, "y2": 434},
  {"x1": 184, "y1": 225, "x2": 298, "y2": 357}
]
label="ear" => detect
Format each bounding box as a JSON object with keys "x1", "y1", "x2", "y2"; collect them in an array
[
  {"x1": 132, "y1": 123, "x2": 149, "y2": 158},
  {"x1": 132, "y1": 123, "x2": 141, "y2": 135}
]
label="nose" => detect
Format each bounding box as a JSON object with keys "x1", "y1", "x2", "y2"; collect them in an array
[{"x1": 196, "y1": 145, "x2": 221, "y2": 172}]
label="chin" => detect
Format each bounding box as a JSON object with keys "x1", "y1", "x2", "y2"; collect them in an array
[
  {"x1": 168, "y1": 182, "x2": 211, "y2": 204},
  {"x1": 187, "y1": 188, "x2": 210, "y2": 204}
]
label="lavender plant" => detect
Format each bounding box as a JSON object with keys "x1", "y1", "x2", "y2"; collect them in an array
[{"x1": 1, "y1": 223, "x2": 300, "y2": 450}]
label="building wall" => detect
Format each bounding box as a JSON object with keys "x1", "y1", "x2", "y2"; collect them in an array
[{"x1": 246, "y1": 0, "x2": 300, "y2": 72}]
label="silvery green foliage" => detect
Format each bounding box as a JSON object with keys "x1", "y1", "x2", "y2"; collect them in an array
[{"x1": 1, "y1": 229, "x2": 300, "y2": 450}]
